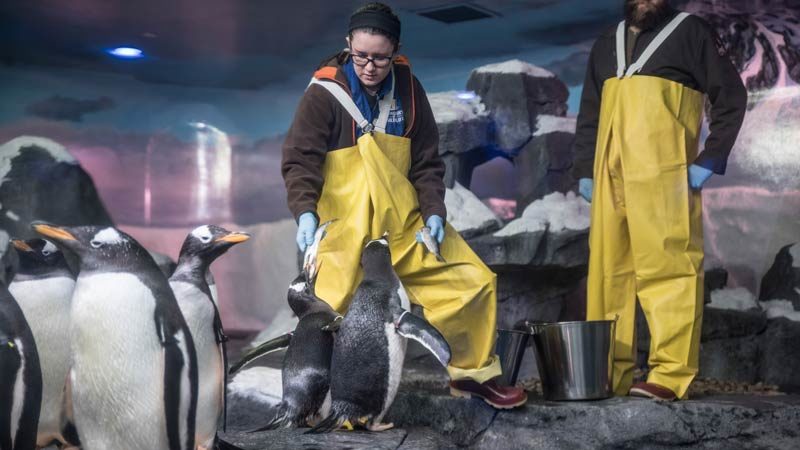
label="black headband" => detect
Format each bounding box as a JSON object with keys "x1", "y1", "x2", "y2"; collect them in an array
[{"x1": 348, "y1": 10, "x2": 401, "y2": 41}]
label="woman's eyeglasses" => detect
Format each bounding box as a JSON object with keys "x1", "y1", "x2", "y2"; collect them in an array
[{"x1": 349, "y1": 47, "x2": 393, "y2": 68}]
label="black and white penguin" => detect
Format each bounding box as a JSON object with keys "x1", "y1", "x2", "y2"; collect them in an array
[
  {"x1": 231, "y1": 271, "x2": 342, "y2": 430},
  {"x1": 309, "y1": 236, "x2": 451, "y2": 433},
  {"x1": 32, "y1": 222, "x2": 198, "y2": 450},
  {"x1": 169, "y1": 225, "x2": 249, "y2": 450},
  {"x1": 9, "y1": 238, "x2": 79, "y2": 449},
  {"x1": 0, "y1": 236, "x2": 42, "y2": 450}
]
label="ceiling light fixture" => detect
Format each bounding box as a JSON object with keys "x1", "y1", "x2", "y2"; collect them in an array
[
  {"x1": 107, "y1": 46, "x2": 144, "y2": 59},
  {"x1": 417, "y1": 4, "x2": 498, "y2": 24}
]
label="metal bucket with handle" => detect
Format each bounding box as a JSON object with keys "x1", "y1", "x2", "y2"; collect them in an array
[
  {"x1": 527, "y1": 317, "x2": 617, "y2": 401},
  {"x1": 495, "y1": 328, "x2": 531, "y2": 387}
]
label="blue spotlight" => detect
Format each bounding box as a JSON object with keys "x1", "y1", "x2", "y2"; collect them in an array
[{"x1": 107, "y1": 46, "x2": 144, "y2": 59}]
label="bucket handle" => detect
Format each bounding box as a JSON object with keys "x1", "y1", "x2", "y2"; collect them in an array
[
  {"x1": 524, "y1": 320, "x2": 547, "y2": 335},
  {"x1": 524, "y1": 315, "x2": 619, "y2": 335}
]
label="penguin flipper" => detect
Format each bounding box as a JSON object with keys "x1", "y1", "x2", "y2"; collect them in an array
[
  {"x1": 219, "y1": 338, "x2": 228, "y2": 432},
  {"x1": 229, "y1": 333, "x2": 292, "y2": 375},
  {"x1": 210, "y1": 297, "x2": 229, "y2": 432},
  {"x1": 394, "y1": 311, "x2": 452, "y2": 367},
  {"x1": 0, "y1": 335, "x2": 22, "y2": 447},
  {"x1": 156, "y1": 314, "x2": 197, "y2": 450}
]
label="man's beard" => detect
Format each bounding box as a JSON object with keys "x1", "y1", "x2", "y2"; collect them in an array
[{"x1": 624, "y1": 0, "x2": 673, "y2": 31}]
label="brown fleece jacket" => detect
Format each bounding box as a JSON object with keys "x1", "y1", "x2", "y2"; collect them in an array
[{"x1": 281, "y1": 52, "x2": 446, "y2": 222}]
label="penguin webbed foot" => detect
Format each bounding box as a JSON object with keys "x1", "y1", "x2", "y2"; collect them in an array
[
  {"x1": 366, "y1": 421, "x2": 395, "y2": 432},
  {"x1": 305, "y1": 415, "x2": 345, "y2": 434}
]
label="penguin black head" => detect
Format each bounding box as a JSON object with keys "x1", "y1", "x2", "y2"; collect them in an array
[
  {"x1": 287, "y1": 272, "x2": 334, "y2": 317},
  {"x1": 31, "y1": 222, "x2": 150, "y2": 273},
  {"x1": 178, "y1": 225, "x2": 250, "y2": 266},
  {"x1": 11, "y1": 238, "x2": 74, "y2": 280},
  {"x1": 360, "y1": 235, "x2": 394, "y2": 279},
  {"x1": 287, "y1": 272, "x2": 312, "y2": 315}
]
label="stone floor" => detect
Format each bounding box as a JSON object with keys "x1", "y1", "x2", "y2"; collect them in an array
[
  {"x1": 222, "y1": 345, "x2": 800, "y2": 450},
  {"x1": 224, "y1": 388, "x2": 800, "y2": 449}
]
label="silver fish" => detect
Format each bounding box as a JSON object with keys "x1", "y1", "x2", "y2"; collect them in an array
[
  {"x1": 419, "y1": 226, "x2": 446, "y2": 263},
  {"x1": 303, "y1": 219, "x2": 337, "y2": 283}
]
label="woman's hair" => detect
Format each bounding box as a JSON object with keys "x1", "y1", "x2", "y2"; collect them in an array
[{"x1": 348, "y1": 2, "x2": 400, "y2": 52}]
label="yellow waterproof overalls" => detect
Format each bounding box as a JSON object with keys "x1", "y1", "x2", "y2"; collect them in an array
[
  {"x1": 308, "y1": 61, "x2": 502, "y2": 382},
  {"x1": 586, "y1": 13, "x2": 705, "y2": 399}
]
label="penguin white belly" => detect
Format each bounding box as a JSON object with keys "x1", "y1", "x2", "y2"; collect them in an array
[
  {"x1": 70, "y1": 273, "x2": 168, "y2": 450},
  {"x1": 10, "y1": 276, "x2": 74, "y2": 444},
  {"x1": 9, "y1": 338, "x2": 26, "y2": 449},
  {"x1": 378, "y1": 323, "x2": 407, "y2": 422},
  {"x1": 171, "y1": 281, "x2": 222, "y2": 448},
  {"x1": 373, "y1": 282, "x2": 412, "y2": 422}
]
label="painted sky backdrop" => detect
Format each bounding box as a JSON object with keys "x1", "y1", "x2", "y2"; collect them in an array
[{"x1": 0, "y1": 0, "x2": 621, "y2": 138}]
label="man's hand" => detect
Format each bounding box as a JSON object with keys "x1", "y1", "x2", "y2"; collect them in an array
[
  {"x1": 296, "y1": 212, "x2": 318, "y2": 252},
  {"x1": 579, "y1": 178, "x2": 593, "y2": 203},
  {"x1": 688, "y1": 164, "x2": 713, "y2": 190}
]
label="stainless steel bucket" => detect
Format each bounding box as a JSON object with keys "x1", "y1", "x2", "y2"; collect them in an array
[
  {"x1": 527, "y1": 319, "x2": 616, "y2": 401},
  {"x1": 495, "y1": 329, "x2": 530, "y2": 386}
]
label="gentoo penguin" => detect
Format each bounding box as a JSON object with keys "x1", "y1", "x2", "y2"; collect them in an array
[
  {"x1": 9, "y1": 239, "x2": 79, "y2": 449},
  {"x1": 230, "y1": 271, "x2": 342, "y2": 430},
  {"x1": 229, "y1": 216, "x2": 340, "y2": 376},
  {"x1": 32, "y1": 222, "x2": 198, "y2": 450},
  {"x1": 0, "y1": 237, "x2": 42, "y2": 450},
  {"x1": 169, "y1": 225, "x2": 249, "y2": 450},
  {"x1": 230, "y1": 220, "x2": 341, "y2": 429},
  {"x1": 309, "y1": 236, "x2": 451, "y2": 433}
]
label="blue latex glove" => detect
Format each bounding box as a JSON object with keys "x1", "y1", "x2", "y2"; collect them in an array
[
  {"x1": 416, "y1": 215, "x2": 445, "y2": 244},
  {"x1": 578, "y1": 178, "x2": 593, "y2": 203},
  {"x1": 296, "y1": 212, "x2": 318, "y2": 252},
  {"x1": 688, "y1": 164, "x2": 713, "y2": 190}
]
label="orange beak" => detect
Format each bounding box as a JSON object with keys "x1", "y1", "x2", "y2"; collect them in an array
[
  {"x1": 33, "y1": 224, "x2": 76, "y2": 242},
  {"x1": 214, "y1": 231, "x2": 250, "y2": 244},
  {"x1": 11, "y1": 239, "x2": 34, "y2": 253}
]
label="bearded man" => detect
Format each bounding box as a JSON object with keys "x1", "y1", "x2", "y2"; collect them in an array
[{"x1": 572, "y1": 0, "x2": 747, "y2": 400}]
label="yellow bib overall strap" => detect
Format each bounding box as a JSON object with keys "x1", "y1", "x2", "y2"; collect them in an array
[
  {"x1": 587, "y1": 12, "x2": 704, "y2": 399},
  {"x1": 309, "y1": 75, "x2": 502, "y2": 382},
  {"x1": 307, "y1": 67, "x2": 395, "y2": 134}
]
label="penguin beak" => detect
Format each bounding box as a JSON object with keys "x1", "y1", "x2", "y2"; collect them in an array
[
  {"x1": 215, "y1": 231, "x2": 250, "y2": 244},
  {"x1": 11, "y1": 240, "x2": 34, "y2": 253},
  {"x1": 32, "y1": 223, "x2": 77, "y2": 242}
]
